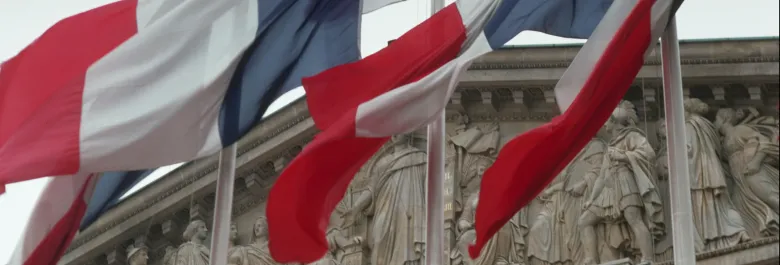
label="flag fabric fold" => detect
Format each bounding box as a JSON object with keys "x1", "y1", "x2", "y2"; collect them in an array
[
  {"x1": 469, "y1": 0, "x2": 681, "y2": 258},
  {"x1": 6, "y1": 174, "x2": 97, "y2": 265},
  {"x1": 80, "y1": 170, "x2": 153, "y2": 229},
  {"x1": 1, "y1": 0, "x2": 402, "y2": 264},
  {"x1": 266, "y1": 0, "x2": 616, "y2": 262},
  {"x1": 0, "y1": 0, "x2": 405, "y2": 193}
]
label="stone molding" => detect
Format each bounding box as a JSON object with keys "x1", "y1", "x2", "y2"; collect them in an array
[{"x1": 60, "y1": 37, "x2": 780, "y2": 265}]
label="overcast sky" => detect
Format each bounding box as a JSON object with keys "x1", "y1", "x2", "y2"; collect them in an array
[{"x1": 0, "y1": 0, "x2": 778, "y2": 263}]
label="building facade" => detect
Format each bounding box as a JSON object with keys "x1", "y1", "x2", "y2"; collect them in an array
[{"x1": 59, "y1": 37, "x2": 779, "y2": 265}]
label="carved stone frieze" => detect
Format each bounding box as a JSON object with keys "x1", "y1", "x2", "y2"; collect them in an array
[{"x1": 62, "y1": 38, "x2": 780, "y2": 265}]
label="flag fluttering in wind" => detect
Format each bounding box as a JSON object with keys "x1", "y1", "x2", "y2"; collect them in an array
[
  {"x1": 5, "y1": 174, "x2": 97, "y2": 265},
  {"x1": 470, "y1": 0, "x2": 683, "y2": 258},
  {"x1": 1, "y1": 0, "x2": 404, "y2": 264},
  {"x1": 266, "y1": 0, "x2": 617, "y2": 262}
]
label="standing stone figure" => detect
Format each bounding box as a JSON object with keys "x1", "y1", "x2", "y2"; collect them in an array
[
  {"x1": 577, "y1": 101, "x2": 664, "y2": 265},
  {"x1": 714, "y1": 108, "x2": 779, "y2": 237},
  {"x1": 682, "y1": 99, "x2": 750, "y2": 251},
  {"x1": 527, "y1": 138, "x2": 606, "y2": 265},
  {"x1": 455, "y1": 191, "x2": 526, "y2": 265},
  {"x1": 228, "y1": 216, "x2": 280, "y2": 265},
  {"x1": 345, "y1": 133, "x2": 427, "y2": 265},
  {"x1": 163, "y1": 246, "x2": 177, "y2": 265},
  {"x1": 126, "y1": 245, "x2": 149, "y2": 265},
  {"x1": 227, "y1": 222, "x2": 250, "y2": 265},
  {"x1": 173, "y1": 220, "x2": 210, "y2": 265},
  {"x1": 653, "y1": 119, "x2": 674, "y2": 259}
]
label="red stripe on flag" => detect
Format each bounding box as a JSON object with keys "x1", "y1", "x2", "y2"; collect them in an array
[
  {"x1": 469, "y1": 0, "x2": 656, "y2": 258},
  {"x1": 267, "y1": 4, "x2": 467, "y2": 263},
  {"x1": 0, "y1": 0, "x2": 138, "y2": 193},
  {"x1": 22, "y1": 175, "x2": 95, "y2": 265}
]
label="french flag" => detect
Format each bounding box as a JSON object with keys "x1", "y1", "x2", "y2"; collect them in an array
[
  {"x1": 0, "y1": 0, "x2": 403, "y2": 264},
  {"x1": 266, "y1": 0, "x2": 616, "y2": 262},
  {"x1": 471, "y1": 0, "x2": 682, "y2": 258}
]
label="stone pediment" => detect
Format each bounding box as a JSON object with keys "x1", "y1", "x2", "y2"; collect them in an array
[{"x1": 60, "y1": 37, "x2": 780, "y2": 265}]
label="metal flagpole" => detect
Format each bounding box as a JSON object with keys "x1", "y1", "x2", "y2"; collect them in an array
[
  {"x1": 209, "y1": 144, "x2": 237, "y2": 264},
  {"x1": 425, "y1": 1, "x2": 446, "y2": 264},
  {"x1": 660, "y1": 16, "x2": 697, "y2": 265}
]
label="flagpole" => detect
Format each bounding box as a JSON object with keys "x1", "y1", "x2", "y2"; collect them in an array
[
  {"x1": 425, "y1": 0, "x2": 446, "y2": 264},
  {"x1": 208, "y1": 144, "x2": 237, "y2": 264},
  {"x1": 660, "y1": 16, "x2": 697, "y2": 265}
]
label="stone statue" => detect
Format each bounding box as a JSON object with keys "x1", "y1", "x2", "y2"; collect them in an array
[
  {"x1": 682, "y1": 98, "x2": 750, "y2": 251},
  {"x1": 173, "y1": 220, "x2": 210, "y2": 265},
  {"x1": 454, "y1": 191, "x2": 526, "y2": 265},
  {"x1": 345, "y1": 133, "x2": 427, "y2": 265},
  {"x1": 527, "y1": 138, "x2": 606, "y2": 265},
  {"x1": 126, "y1": 245, "x2": 149, "y2": 265},
  {"x1": 448, "y1": 113, "x2": 501, "y2": 214},
  {"x1": 577, "y1": 101, "x2": 664, "y2": 265},
  {"x1": 227, "y1": 222, "x2": 250, "y2": 265},
  {"x1": 312, "y1": 201, "x2": 362, "y2": 265},
  {"x1": 714, "y1": 108, "x2": 779, "y2": 237},
  {"x1": 653, "y1": 119, "x2": 674, "y2": 259},
  {"x1": 228, "y1": 216, "x2": 280, "y2": 265},
  {"x1": 163, "y1": 246, "x2": 177, "y2": 265},
  {"x1": 309, "y1": 226, "x2": 362, "y2": 265}
]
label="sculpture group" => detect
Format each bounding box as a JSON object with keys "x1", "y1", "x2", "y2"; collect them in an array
[{"x1": 130, "y1": 99, "x2": 778, "y2": 265}]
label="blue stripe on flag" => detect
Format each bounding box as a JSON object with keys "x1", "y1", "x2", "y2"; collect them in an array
[
  {"x1": 484, "y1": 0, "x2": 613, "y2": 49},
  {"x1": 81, "y1": 0, "x2": 362, "y2": 230},
  {"x1": 219, "y1": 0, "x2": 361, "y2": 144},
  {"x1": 80, "y1": 170, "x2": 153, "y2": 229}
]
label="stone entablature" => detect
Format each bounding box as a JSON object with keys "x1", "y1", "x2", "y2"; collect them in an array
[{"x1": 59, "y1": 37, "x2": 779, "y2": 265}]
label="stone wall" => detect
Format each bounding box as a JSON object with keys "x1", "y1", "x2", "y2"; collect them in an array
[{"x1": 59, "y1": 37, "x2": 780, "y2": 265}]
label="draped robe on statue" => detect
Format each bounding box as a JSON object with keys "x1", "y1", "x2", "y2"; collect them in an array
[
  {"x1": 722, "y1": 123, "x2": 780, "y2": 237},
  {"x1": 590, "y1": 128, "x2": 664, "y2": 255},
  {"x1": 244, "y1": 241, "x2": 280, "y2": 265},
  {"x1": 686, "y1": 114, "x2": 750, "y2": 251},
  {"x1": 528, "y1": 139, "x2": 605, "y2": 265},
  {"x1": 364, "y1": 145, "x2": 427, "y2": 265},
  {"x1": 174, "y1": 242, "x2": 209, "y2": 265},
  {"x1": 456, "y1": 193, "x2": 524, "y2": 265}
]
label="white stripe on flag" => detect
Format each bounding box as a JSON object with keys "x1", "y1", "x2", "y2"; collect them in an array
[
  {"x1": 7, "y1": 173, "x2": 96, "y2": 265},
  {"x1": 79, "y1": 0, "x2": 258, "y2": 172},
  {"x1": 355, "y1": 0, "x2": 500, "y2": 137},
  {"x1": 554, "y1": 0, "x2": 674, "y2": 112}
]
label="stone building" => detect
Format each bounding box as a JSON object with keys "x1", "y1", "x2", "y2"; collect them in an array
[{"x1": 59, "y1": 37, "x2": 779, "y2": 265}]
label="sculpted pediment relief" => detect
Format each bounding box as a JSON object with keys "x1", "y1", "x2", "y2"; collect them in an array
[{"x1": 60, "y1": 38, "x2": 779, "y2": 265}]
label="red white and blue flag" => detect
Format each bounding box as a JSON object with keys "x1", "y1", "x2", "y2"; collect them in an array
[
  {"x1": 0, "y1": 0, "x2": 403, "y2": 264},
  {"x1": 267, "y1": 0, "x2": 683, "y2": 262},
  {"x1": 265, "y1": 0, "x2": 626, "y2": 262}
]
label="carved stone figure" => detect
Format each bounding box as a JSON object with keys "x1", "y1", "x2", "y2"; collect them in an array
[
  {"x1": 173, "y1": 220, "x2": 210, "y2": 265},
  {"x1": 577, "y1": 101, "x2": 664, "y2": 265},
  {"x1": 345, "y1": 133, "x2": 427, "y2": 265},
  {"x1": 228, "y1": 216, "x2": 280, "y2": 265},
  {"x1": 311, "y1": 201, "x2": 362, "y2": 265},
  {"x1": 528, "y1": 138, "x2": 606, "y2": 265},
  {"x1": 682, "y1": 99, "x2": 751, "y2": 251},
  {"x1": 227, "y1": 222, "x2": 250, "y2": 265},
  {"x1": 715, "y1": 108, "x2": 780, "y2": 237},
  {"x1": 126, "y1": 245, "x2": 149, "y2": 265},
  {"x1": 448, "y1": 113, "x2": 501, "y2": 214},
  {"x1": 163, "y1": 246, "x2": 177, "y2": 265},
  {"x1": 653, "y1": 119, "x2": 674, "y2": 259},
  {"x1": 453, "y1": 191, "x2": 526, "y2": 265},
  {"x1": 309, "y1": 227, "x2": 362, "y2": 265}
]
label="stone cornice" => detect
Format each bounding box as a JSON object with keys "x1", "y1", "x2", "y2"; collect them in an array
[
  {"x1": 469, "y1": 56, "x2": 779, "y2": 70},
  {"x1": 62, "y1": 99, "x2": 314, "y2": 261},
  {"x1": 656, "y1": 236, "x2": 780, "y2": 265},
  {"x1": 62, "y1": 38, "x2": 780, "y2": 264}
]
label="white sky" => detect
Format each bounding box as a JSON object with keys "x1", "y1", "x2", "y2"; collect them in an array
[{"x1": 0, "y1": 0, "x2": 777, "y2": 263}]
